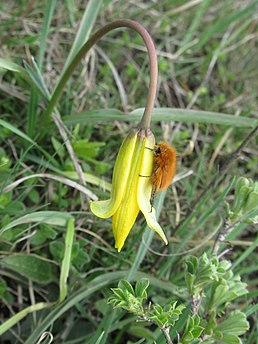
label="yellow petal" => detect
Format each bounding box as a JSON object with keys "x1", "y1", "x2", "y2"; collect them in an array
[
  {"x1": 113, "y1": 192, "x2": 140, "y2": 252},
  {"x1": 113, "y1": 131, "x2": 146, "y2": 251},
  {"x1": 137, "y1": 132, "x2": 168, "y2": 245},
  {"x1": 90, "y1": 130, "x2": 137, "y2": 218}
]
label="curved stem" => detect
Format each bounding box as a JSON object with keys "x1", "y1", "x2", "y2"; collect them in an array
[{"x1": 43, "y1": 19, "x2": 158, "y2": 129}]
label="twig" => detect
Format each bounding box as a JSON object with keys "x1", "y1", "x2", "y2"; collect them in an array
[
  {"x1": 171, "y1": 123, "x2": 258, "y2": 236},
  {"x1": 141, "y1": 314, "x2": 173, "y2": 344},
  {"x1": 2, "y1": 173, "x2": 97, "y2": 200},
  {"x1": 212, "y1": 221, "x2": 238, "y2": 255},
  {"x1": 191, "y1": 295, "x2": 202, "y2": 315},
  {"x1": 161, "y1": 327, "x2": 173, "y2": 344},
  {"x1": 52, "y1": 114, "x2": 88, "y2": 208}
]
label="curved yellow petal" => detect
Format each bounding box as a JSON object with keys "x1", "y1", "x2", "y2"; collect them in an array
[
  {"x1": 113, "y1": 131, "x2": 146, "y2": 251},
  {"x1": 137, "y1": 133, "x2": 168, "y2": 245},
  {"x1": 90, "y1": 130, "x2": 137, "y2": 218},
  {"x1": 113, "y1": 193, "x2": 140, "y2": 252}
]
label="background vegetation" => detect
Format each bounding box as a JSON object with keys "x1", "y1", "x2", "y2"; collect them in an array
[{"x1": 0, "y1": 0, "x2": 257, "y2": 343}]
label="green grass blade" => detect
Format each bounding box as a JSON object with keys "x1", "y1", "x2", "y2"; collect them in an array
[
  {"x1": 24, "y1": 59, "x2": 50, "y2": 99},
  {"x1": 0, "y1": 58, "x2": 29, "y2": 81},
  {"x1": 88, "y1": 312, "x2": 115, "y2": 344},
  {"x1": 178, "y1": 178, "x2": 233, "y2": 244},
  {"x1": 63, "y1": 108, "x2": 257, "y2": 127},
  {"x1": 41, "y1": 0, "x2": 102, "y2": 125},
  {"x1": 38, "y1": 0, "x2": 56, "y2": 69},
  {"x1": 0, "y1": 119, "x2": 58, "y2": 166},
  {"x1": 198, "y1": 1, "x2": 258, "y2": 48},
  {"x1": 134, "y1": 108, "x2": 257, "y2": 127},
  {"x1": 59, "y1": 218, "x2": 75, "y2": 303},
  {"x1": 27, "y1": 0, "x2": 56, "y2": 136},
  {"x1": 0, "y1": 119, "x2": 36, "y2": 145},
  {"x1": 245, "y1": 303, "x2": 258, "y2": 317},
  {"x1": 65, "y1": 0, "x2": 75, "y2": 26},
  {"x1": 182, "y1": 0, "x2": 212, "y2": 46},
  {"x1": 0, "y1": 303, "x2": 51, "y2": 336},
  {"x1": 0, "y1": 211, "x2": 73, "y2": 236},
  {"x1": 95, "y1": 332, "x2": 105, "y2": 344},
  {"x1": 62, "y1": 0, "x2": 103, "y2": 72},
  {"x1": 232, "y1": 235, "x2": 258, "y2": 270}
]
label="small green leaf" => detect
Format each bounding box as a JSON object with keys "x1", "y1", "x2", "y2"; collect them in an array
[
  {"x1": 72, "y1": 250, "x2": 90, "y2": 270},
  {"x1": 0, "y1": 211, "x2": 73, "y2": 236},
  {"x1": 0, "y1": 279, "x2": 7, "y2": 298},
  {"x1": 110, "y1": 288, "x2": 126, "y2": 301},
  {"x1": 135, "y1": 278, "x2": 149, "y2": 299},
  {"x1": 1, "y1": 254, "x2": 54, "y2": 284},
  {"x1": 227, "y1": 178, "x2": 258, "y2": 224},
  {"x1": 27, "y1": 189, "x2": 40, "y2": 204},
  {"x1": 0, "y1": 191, "x2": 12, "y2": 208},
  {"x1": 49, "y1": 240, "x2": 65, "y2": 262},
  {"x1": 221, "y1": 334, "x2": 241, "y2": 344},
  {"x1": 118, "y1": 280, "x2": 135, "y2": 295},
  {"x1": 0, "y1": 58, "x2": 28, "y2": 78},
  {"x1": 30, "y1": 224, "x2": 57, "y2": 246},
  {"x1": 73, "y1": 140, "x2": 105, "y2": 160},
  {"x1": 192, "y1": 326, "x2": 204, "y2": 338},
  {"x1": 216, "y1": 311, "x2": 249, "y2": 336},
  {"x1": 51, "y1": 136, "x2": 65, "y2": 159}
]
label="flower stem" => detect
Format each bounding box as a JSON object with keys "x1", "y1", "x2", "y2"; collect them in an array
[{"x1": 43, "y1": 19, "x2": 158, "y2": 129}]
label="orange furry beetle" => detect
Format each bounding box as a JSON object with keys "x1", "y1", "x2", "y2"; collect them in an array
[{"x1": 149, "y1": 142, "x2": 177, "y2": 201}]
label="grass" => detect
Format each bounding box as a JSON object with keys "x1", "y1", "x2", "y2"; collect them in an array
[{"x1": 0, "y1": 0, "x2": 258, "y2": 343}]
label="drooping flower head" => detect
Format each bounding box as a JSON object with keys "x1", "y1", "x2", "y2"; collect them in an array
[
  {"x1": 85, "y1": 19, "x2": 172, "y2": 251},
  {"x1": 90, "y1": 128, "x2": 168, "y2": 251}
]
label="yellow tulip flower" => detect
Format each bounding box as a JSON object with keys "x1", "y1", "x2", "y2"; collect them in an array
[{"x1": 90, "y1": 128, "x2": 168, "y2": 252}]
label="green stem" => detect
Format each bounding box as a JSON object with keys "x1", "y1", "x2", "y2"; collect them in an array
[
  {"x1": 0, "y1": 302, "x2": 51, "y2": 336},
  {"x1": 59, "y1": 217, "x2": 75, "y2": 303},
  {"x1": 43, "y1": 19, "x2": 158, "y2": 129}
]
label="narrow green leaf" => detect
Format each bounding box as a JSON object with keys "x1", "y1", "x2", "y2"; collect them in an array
[
  {"x1": 0, "y1": 302, "x2": 51, "y2": 336},
  {"x1": 118, "y1": 279, "x2": 135, "y2": 295},
  {"x1": 0, "y1": 58, "x2": 29, "y2": 80},
  {"x1": 0, "y1": 211, "x2": 74, "y2": 236},
  {"x1": 135, "y1": 278, "x2": 149, "y2": 299},
  {"x1": 63, "y1": 108, "x2": 257, "y2": 127},
  {"x1": 0, "y1": 119, "x2": 36, "y2": 145},
  {"x1": 232, "y1": 235, "x2": 258, "y2": 269},
  {"x1": 59, "y1": 218, "x2": 75, "y2": 303},
  {"x1": 62, "y1": 0, "x2": 103, "y2": 70},
  {"x1": 0, "y1": 119, "x2": 59, "y2": 166},
  {"x1": 24, "y1": 59, "x2": 50, "y2": 99},
  {"x1": 27, "y1": 0, "x2": 56, "y2": 136},
  {"x1": 198, "y1": 1, "x2": 258, "y2": 48},
  {"x1": 38, "y1": 0, "x2": 56, "y2": 69}
]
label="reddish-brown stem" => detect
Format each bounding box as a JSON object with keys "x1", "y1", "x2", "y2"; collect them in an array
[{"x1": 43, "y1": 19, "x2": 158, "y2": 129}]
